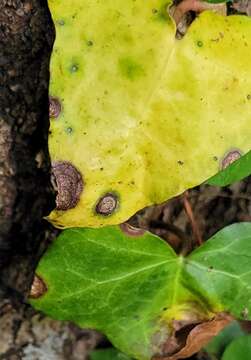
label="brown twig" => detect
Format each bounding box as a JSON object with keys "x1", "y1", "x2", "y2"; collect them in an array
[{"x1": 183, "y1": 191, "x2": 203, "y2": 247}]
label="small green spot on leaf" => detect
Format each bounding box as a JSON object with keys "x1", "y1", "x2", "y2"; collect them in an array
[
  {"x1": 152, "y1": 3, "x2": 171, "y2": 23},
  {"x1": 119, "y1": 57, "x2": 144, "y2": 81},
  {"x1": 90, "y1": 348, "x2": 132, "y2": 360}
]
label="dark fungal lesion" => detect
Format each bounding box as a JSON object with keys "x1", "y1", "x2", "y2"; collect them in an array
[
  {"x1": 221, "y1": 149, "x2": 242, "y2": 170},
  {"x1": 49, "y1": 96, "x2": 61, "y2": 118},
  {"x1": 70, "y1": 63, "x2": 79, "y2": 73},
  {"x1": 52, "y1": 161, "x2": 83, "y2": 211},
  {"x1": 95, "y1": 192, "x2": 119, "y2": 216}
]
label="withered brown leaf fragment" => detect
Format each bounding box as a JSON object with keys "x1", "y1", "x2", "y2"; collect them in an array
[
  {"x1": 29, "y1": 275, "x2": 47, "y2": 299},
  {"x1": 232, "y1": 0, "x2": 251, "y2": 16},
  {"x1": 154, "y1": 313, "x2": 233, "y2": 360},
  {"x1": 169, "y1": 0, "x2": 227, "y2": 38}
]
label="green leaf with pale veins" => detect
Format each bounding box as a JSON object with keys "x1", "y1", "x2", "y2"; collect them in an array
[
  {"x1": 186, "y1": 223, "x2": 251, "y2": 319},
  {"x1": 222, "y1": 335, "x2": 251, "y2": 360},
  {"x1": 90, "y1": 348, "x2": 132, "y2": 360},
  {"x1": 31, "y1": 223, "x2": 251, "y2": 360},
  {"x1": 205, "y1": 321, "x2": 245, "y2": 357},
  {"x1": 206, "y1": 0, "x2": 230, "y2": 3}
]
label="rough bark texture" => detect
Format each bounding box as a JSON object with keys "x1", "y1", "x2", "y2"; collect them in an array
[{"x1": 0, "y1": 0, "x2": 55, "y2": 300}]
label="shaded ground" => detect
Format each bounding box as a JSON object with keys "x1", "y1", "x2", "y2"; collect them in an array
[{"x1": 1, "y1": 177, "x2": 251, "y2": 359}]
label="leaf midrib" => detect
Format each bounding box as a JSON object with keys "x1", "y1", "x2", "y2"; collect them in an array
[{"x1": 55, "y1": 258, "x2": 177, "y2": 302}]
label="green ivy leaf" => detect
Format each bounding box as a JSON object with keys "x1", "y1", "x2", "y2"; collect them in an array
[
  {"x1": 90, "y1": 348, "x2": 132, "y2": 360},
  {"x1": 207, "y1": 150, "x2": 251, "y2": 186},
  {"x1": 206, "y1": 0, "x2": 230, "y2": 3},
  {"x1": 205, "y1": 321, "x2": 245, "y2": 357},
  {"x1": 222, "y1": 335, "x2": 251, "y2": 360},
  {"x1": 31, "y1": 223, "x2": 251, "y2": 359}
]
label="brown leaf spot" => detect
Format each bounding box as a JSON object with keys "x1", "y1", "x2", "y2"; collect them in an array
[
  {"x1": 52, "y1": 161, "x2": 83, "y2": 211},
  {"x1": 154, "y1": 312, "x2": 233, "y2": 360},
  {"x1": 120, "y1": 223, "x2": 146, "y2": 237},
  {"x1": 96, "y1": 193, "x2": 118, "y2": 216},
  {"x1": 29, "y1": 275, "x2": 47, "y2": 299},
  {"x1": 221, "y1": 149, "x2": 242, "y2": 170},
  {"x1": 49, "y1": 96, "x2": 61, "y2": 119}
]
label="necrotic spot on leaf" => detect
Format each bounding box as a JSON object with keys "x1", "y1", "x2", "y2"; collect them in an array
[
  {"x1": 29, "y1": 275, "x2": 47, "y2": 299},
  {"x1": 221, "y1": 149, "x2": 242, "y2": 170},
  {"x1": 96, "y1": 193, "x2": 118, "y2": 216},
  {"x1": 57, "y1": 19, "x2": 65, "y2": 26},
  {"x1": 49, "y1": 96, "x2": 61, "y2": 118},
  {"x1": 52, "y1": 161, "x2": 83, "y2": 211},
  {"x1": 120, "y1": 223, "x2": 146, "y2": 237},
  {"x1": 70, "y1": 64, "x2": 79, "y2": 73},
  {"x1": 66, "y1": 127, "x2": 73, "y2": 134},
  {"x1": 154, "y1": 313, "x2": 233, "y2": 360}
]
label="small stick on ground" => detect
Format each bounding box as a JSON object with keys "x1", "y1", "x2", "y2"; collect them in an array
[{"x1": 183, "y1": 191, "x2": 203, "y2": 247}]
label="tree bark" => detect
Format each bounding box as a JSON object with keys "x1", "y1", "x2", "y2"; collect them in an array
[{"x1": 0, "y1": 0, "x2": 55, "y2": 301}]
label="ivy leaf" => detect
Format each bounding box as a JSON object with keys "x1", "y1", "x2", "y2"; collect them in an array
[
  {"x1": 90, "y1": 348, "x2": 132, "y2": 360},
  {"x1": 186, "y1": 223, "x2": 251, "y2": 319},
  {"x1": 222, "y1": 335, "x2": 251, "y2": 360},
  {"x1": 207, "y1": 150, "x2": 251, "y2": 186},
  {"x1": 204, "y1": 321, "x2": 245, "y2": 357},
  {"x1": 206, "y1": 0, "x2": 230, "y2": 3},
  {"x1": 48, "y1": 0, "x2": 251, "y2": 228},
  {"x1": 31, "y1": 223, "x2": 251, "y2": 359}
]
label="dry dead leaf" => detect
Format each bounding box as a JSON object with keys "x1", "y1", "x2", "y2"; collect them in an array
[
  {"x1": 232, "y1": 0, "x2": 251, "y2": 16},
  {"x1": 169, "y1": 0, "x2": 227, "y2": 27},
  {"x1": 154, "y1": 313, "x2": 233, "y2": 360}
]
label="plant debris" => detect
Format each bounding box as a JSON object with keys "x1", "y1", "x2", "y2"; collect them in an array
[
  {"x1": 169, "y1": 0, "x2": 227, "y2": 38},
  {"x1": 232, "y1": 0, "x2": 251, "y2": 16}
]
